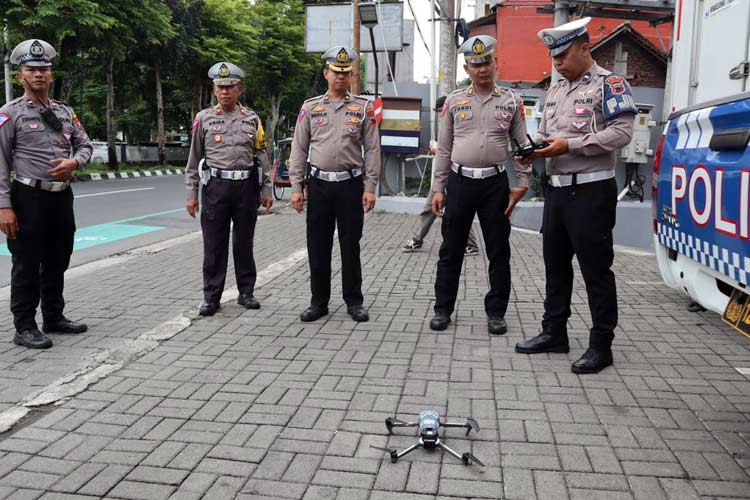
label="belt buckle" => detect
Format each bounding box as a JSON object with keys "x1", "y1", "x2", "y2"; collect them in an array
[
  {"x1": 472, "y1": 168, "x2": 482, "y2": 179},
  {"x1": 550, "y1": 176, "x2": 561, "y2": 187}
]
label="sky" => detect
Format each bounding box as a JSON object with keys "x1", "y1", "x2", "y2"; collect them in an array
[{"x1": 404, "y1": 0, "x2": 477, "y2": 84}]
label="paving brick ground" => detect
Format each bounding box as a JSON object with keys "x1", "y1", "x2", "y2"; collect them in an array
[{"x1": 0, "y1": 206, "x2": 748, "y2": 499}]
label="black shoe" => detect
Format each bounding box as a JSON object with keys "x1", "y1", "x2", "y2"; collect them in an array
[
  {"x1": 687, "y1": 301, "x2": 707, "y2": 312},
  {"x1": 347, "y1": 305, "x2": 369, "y2": 322},
  {"x1": 402, "y1": 239, "x2": 422, "y2": 252},
  {"x1": 14, "y1": 328, "x2": 52, "y2": 349},
  {"x1": 42, "y1": 318, "x2": 88, "y2": 334},
  {"x1": 238, "y1": 294, "x2": 260, "y2": 309},
  {"x1": 199, "y1": 302, "x2": 220, "y2": 316},
  {"x1": 300, "y1": 306, "x2": 328, "y2": 322},
  {"x1": 515, "y1": 332, "x2": 570, "y2": 354},
  {"x1": 571, "y1": 348, "x2": 613, "y2": 374},
  {"x1": 429, "y1": 313, "x2": 451, "y2": 331},
  {"x1": 488, "y1": 316, "x2": 507, "y2": 335}
]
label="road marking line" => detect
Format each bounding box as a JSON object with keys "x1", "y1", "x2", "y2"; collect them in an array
[
  {"x1": 75, "y1": 187, "x2": 155, "y2": 198},
  {"x1": 736, "y1": 367, "x2": 750, "y2": 376},
  {"x1": 221, "y1": 247, "x2": 308, "y2": 303},
  {"x1": 0, "y1": 215, "x2": 293, "y2": 431}
]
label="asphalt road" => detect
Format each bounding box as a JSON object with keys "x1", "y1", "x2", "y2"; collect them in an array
[{"x1": 0, "y1": 174, "x2": 284, "y2": 287}]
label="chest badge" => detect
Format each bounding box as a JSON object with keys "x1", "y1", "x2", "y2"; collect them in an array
[
  {"x1": 572, "y1": 121, "x2": 587, "y2": 130},
  {"x1": 214, "y1": 134, "x2": 222, "y2": 143},
  {"x1": 314, "y1": 117, "x2": 325, "y2": 126},
  {"x1": 28, "y1": 123, "x2": 40, "y2": 129},
  {"x1": 313, "y1": 106, "x2": 325, "y2": 112},
  {"x1": 500, "y1": 111, "x2": 511, "y2": 120},
  {"x1": 573, "y1": 105, "x2": 589, "y2": 116},
  {"x1": 498, "y1": 123, "x2": 509, "y2": 131},
  {"x1": 348, "y1": 127, "x2": 358, "y2": 135}
]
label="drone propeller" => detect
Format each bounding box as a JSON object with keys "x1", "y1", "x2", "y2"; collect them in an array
[
  {"x1": 370, "y1": 445, "x2": 399, "y2": 463},
  {"x1": 465, "y1": 418, "x2": 480, "y2": 436},
  {"x1": 461, "y1": 452, "x2": 485, "y2": 467},
  {"x1": 385, "y1": 417, "x2": 415, "y2": 434}
]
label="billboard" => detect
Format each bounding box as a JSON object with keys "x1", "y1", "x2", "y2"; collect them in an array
[{"x1": 305, "y1": 2, "x2": 404, "y2": 53}]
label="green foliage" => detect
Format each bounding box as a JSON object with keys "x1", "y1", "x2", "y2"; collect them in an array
[{"x1": 0, "y1": 0, "x2": 325, "y2": 144}]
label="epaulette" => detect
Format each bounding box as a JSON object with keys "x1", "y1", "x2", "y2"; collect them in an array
[{"x1": 303, "y1": 95, "x2": 325, "y2": 104}]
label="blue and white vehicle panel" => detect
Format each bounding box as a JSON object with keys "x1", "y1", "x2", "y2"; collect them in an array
[{"x1": 656, "y1": 96, "x2": 750, "y2": 287}]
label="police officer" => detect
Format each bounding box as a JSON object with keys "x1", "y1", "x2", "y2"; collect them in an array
[
  {"x1": 0, "y1": 39, "x2": 92, "y2": 349},
  {"x1": 430, "y1": 35, "x2": 531, "y2": 335},
  {"x1": 185, "y1": 62, "x2": 272, "y2": 316},
  {"x1": 514, "y1": 18, "x2": 636, "y2": 374},
  {"x1": 289, "y1": 46, "x2": 381, "y2": 323}
]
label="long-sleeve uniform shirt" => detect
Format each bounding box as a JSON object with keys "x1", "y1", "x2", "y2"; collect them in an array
[
  {"x1": 0, "y1": 97, "x2": 93, "y2": 208},
  {"x1": 289, "y1": 92, "x2": 381, "y2": 193},
  {"x1": 538, "y1": 63, "x2": 635, "y2": 174},
  {"x1": 433, "y1": 84, "x2": 531, "y2": 194},
  {"x1": 185, "y1": 104, "x2": 271, "y2": 201}
]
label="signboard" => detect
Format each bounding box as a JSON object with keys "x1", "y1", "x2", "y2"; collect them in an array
[
  {"x1": 380, "y1": 96, "x2": 421, "y2": 154},
  {"x1": 305, "y1": 2, "x2": 404, "y2": 53}
]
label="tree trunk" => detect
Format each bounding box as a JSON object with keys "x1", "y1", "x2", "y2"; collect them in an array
[
  {"x1": 191, "y1": 73, "x2": 202, "y2": 119},
  {"x1": 438, "y1": 0, "x2": 457, "y2": 97},
  {"x1": 267, "y1": 93, "x2": 282, "y2": 147},
  {"x1": 106, "y1": 55, "x2": 117, "y2": 170},
  {"x1": 155, "y1": 61, "x2": 166, "y2": 165}
]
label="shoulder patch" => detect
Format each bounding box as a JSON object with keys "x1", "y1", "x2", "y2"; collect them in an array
[
  {"x1": 440, "y1": 101, "x2": 449, "y2": 118},
  {"x1": 298, "y1": 108, "x2": 307, "y2": 123},
  {"x1": 192, "y1": 119, "x2": 200, "y2": 132},
  {"x1": 72, "y1": 113, "x2": 85, "y2": 131},
  {"x1": 602, "y1": 73, "x2": 636, "y2": 121},
  {"x1": 0, "y1": 113, "x2": 9, "y2": 129}
]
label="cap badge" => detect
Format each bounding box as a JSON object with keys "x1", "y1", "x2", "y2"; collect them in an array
[
  {"x1": 30, "y1": 40, "x2": 44, "y2": 57},
  {"x1": 542, "y1": 34, "x2": 555, "y2": 47},
  {"x1": 336, "y1": 48, "x2": 349, "y2": 63},
  {"x1": 218, "y1": 63, "x2": 230, "y2": 77},
  {"x1": 472, "y1": 38, "x2": 486, "y2": 55}
]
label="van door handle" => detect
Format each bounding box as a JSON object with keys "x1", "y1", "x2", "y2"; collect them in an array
[{"x1": 709, "y1": 128, "x2": 750, "y2": 150}]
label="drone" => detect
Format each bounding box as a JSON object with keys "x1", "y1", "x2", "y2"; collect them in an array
[{"x1": 371, "y1": 410, "x2": 484, "y2": 466}]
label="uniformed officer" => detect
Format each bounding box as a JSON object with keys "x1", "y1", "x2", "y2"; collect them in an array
[
  {"x1": 0, "y1": 39, "x2": 92, "y2": 349},
  {"x1": 185, "y1": 62, "x2": 272, "y2": 316},
  {"x1": 430, "y1": 35, "x2": 531, "y2": 335},
  {"x1": 514, "y1": 18, "x2": 636, "y2": 374},
  {"x1": 289, "y1": 46, "x2": 381, "y2": 323}
]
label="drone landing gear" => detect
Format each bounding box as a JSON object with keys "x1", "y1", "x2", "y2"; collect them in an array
[{"x1": 372, "y1": 437, "x2": 484, "y2": 466}]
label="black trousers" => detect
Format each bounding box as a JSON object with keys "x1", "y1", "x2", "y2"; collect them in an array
[
  {"x1": 435, "y1": 170, "x2": 511, "y2": 316},
  {"x1": 541, "y1": 177, "x2": 618, "y2": 350},
  {"x1": 200, "y1": 176, "x2": 258, "y2": 304},
  {"x1": 7, "y1": 181, "x2": 75, "y2": 331},
  {"x1": 306, "y1": 175, "x2": 364, "y2": 308}
]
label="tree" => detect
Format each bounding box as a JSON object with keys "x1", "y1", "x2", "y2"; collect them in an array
[{"x1": 245, "y1": 0, "x2": 322, "y2": 146}]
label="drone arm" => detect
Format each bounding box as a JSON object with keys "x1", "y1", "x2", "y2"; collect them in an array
[
  {"x1": 394, "y1": 442, "x2": 422, "y2": 461},
  {"x1": 436, "y1": 440, "x2": 464, "y2": 461}
]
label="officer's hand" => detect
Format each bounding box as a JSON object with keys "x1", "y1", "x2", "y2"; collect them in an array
[
  {"x1": 291, "y1": 192, "x2": 305, "y2": 213},
  {"x1": 432, "y1": 192, "x2": 445, "y2": 217},
  {"x1": 261, "y1": 195, "x2": 273, "y2": 212},
  {"x1": 0, "y1": 208, "x2": 19, "y2": 240},
  {"x1": 536, "y1": 137, "x2": 569, "y2": 158},
  {"x1": 504, "y1": 187, "x2": 528, "y2": 217},
  {"x1": 48, "y1": 158, "x2": 79, "y2": 180},
  {"x1": 186, "y1": 200, "x2": 199, "y2": 218},
  {"x1": 362, "y1": 192, "x2": 376, "y2": 214}
]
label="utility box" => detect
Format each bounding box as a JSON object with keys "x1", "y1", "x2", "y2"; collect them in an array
[{"x1": 621, "y1": 103, "x2": 656, "y2": 164}]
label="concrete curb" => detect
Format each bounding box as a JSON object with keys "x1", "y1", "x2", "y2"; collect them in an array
[{"x1": 74, "y1": 168, "x2": 183, "y2": 182}]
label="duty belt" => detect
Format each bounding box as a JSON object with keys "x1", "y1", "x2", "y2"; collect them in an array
[
  {"x1": 209, "y1": 167, "x2": 252, "y2": 180},
  {"x1": 14, "y1": 176, "x2": 70, "y2": 192},
  {"x1": 548, "y1": 170, "x2": 614, "y2": 187},
  {"x1": 310, "y1": 165, "x2": 362, "y2": 182},
  {"x1": 451, "y1": 163, "x2": 506, "y2": 179}
]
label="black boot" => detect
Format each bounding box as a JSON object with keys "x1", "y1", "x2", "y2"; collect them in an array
[
  {"x1": 300, "y1": 306, "x2": 328, "y2": 322},
  {"x1": 199, "y1": 302, "x2": 220, "y2": 316},
  {"x1": 488, "y1": 316, "x2": 507, "y2": 335},
  {"x1": 429, "y1": 312, "x2": 451, "y2": 331},
  {"x1": 14, "y1": 328, "x2": 52, "y2": 349},
  {"x1": 237, "y1": 294, "x2": 260, "y2": 309},
  {"x1": 42, "y1": 318, "x2": 88, "y2": 334},
  {"x1": 515, "y1": 332, "x2": 570, "y2": 354},
  {"x1": 571, "y1": 348, "x2": 613, "y2": 374},
  {"x1": 347, "y1": 305, "x2": 369, "y2": 322}
]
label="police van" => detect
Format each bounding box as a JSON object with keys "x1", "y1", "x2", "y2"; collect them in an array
[{"x1": 653, "y1": 0, "x2": 750, "y2": 337}]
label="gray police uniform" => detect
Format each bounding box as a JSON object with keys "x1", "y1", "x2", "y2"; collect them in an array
[
  {"x1": 0, "y1": 44, "x2": 92, "y2": 335},
  {"x1": 288, "y1": 46, "x2": 381, "y2": 311},
  {"x1": 185, "y1": 62, "x2": 271, "y2": 308},
  {"x1": 536, "y1": 21, "x2": 635, "y2": 352},
  {"x1": 432, "y1": 35, "x2": 531, "y2": 321}
]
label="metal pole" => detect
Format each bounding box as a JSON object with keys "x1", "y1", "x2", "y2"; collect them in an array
[
  {"x1": 551, "y1": 1, "x2": 569, "y2": 83},
  {"x1": 430, "y1": 0, "x2": 437, "y2": 141},
  {"x1": 369, "y1": 28, "x2": 379, "y2": 97},
  {"x1": 3, "y1": 23, "x2": 11, "y2": 104},
  {"x1": 353, "y1": 0, "x2": 361, "y2": 94}
]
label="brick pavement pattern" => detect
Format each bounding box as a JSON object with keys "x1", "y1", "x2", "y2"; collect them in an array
[{"x1": 0, "y1": 207, "x2": 748, "y2": 499}]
